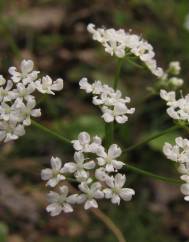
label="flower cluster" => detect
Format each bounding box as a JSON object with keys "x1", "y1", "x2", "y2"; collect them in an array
[
  {"x1": 160, "y1": 89, "x2": 189, "y2": 122},
  {"x1": 87, "y1": 23, "x2": 163, "y2": 77},
  {"x1": 163, "y1": 137, "x2": 189, "y2": 201},
  {"x1": 79, "y1": 78, "x2": 135, "y2": 123},
  {"x1": 158, "y1": 61, "x2": 183, "y2": 89},
  {"x1": 0, "y1": 60, "x2": 63, "y2": 143},
  {"x1": 41, "y1": 131, "x2": 135, "y2": 215}
]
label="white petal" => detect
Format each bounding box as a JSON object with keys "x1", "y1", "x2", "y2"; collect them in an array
[
  {"x1": 41, "y1": 168, "x2": 52, "y2": 180},
  {"x1": 83, "y1": 160, "x2": 96, "y2": 170},
  {"x1": 111, "y1": 194, "x2": 120, "y2": 205},
  {"x1": 50, "y1": 157, "x2": 62, "y2": 171},
  {"x1": 84, "y1": 199, "x2": 98, "y2": 209},
  {"x1": 114, "y1": 173, "x2": 126, "y2": 188},
  {"x1": 63, "y1": 203, "x2": 73, "y2": 213},
  {"x1": 108, "y1": 144, "x2": 122, "y2": 159},
  {"x1": 119, "y1": 188, "x2": 135, "y2": 201},
  {"x1": 46, "y1": 203, "x2": 62, "y2": 216},
  {"x1": 61, "y1": 162, "x2": 76, "y2": 173}
]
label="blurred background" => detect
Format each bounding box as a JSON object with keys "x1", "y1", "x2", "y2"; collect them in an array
[{"x1": 0, "y1": 0, "x2": 189, "y2": 241}]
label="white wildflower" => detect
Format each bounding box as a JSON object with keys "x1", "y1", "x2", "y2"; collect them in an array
[
  {"x1": 41, "y1": 157, "x2": 65, "y2": 187},
  {"x1": 35, "y1": 75, "x2": 63, "y2": 95},
  {"x1": 62, "y1": 151, "x2": 95, "y2": 182},
  {"x1": 9, "y1": 59, "x2": 39, "y2": 84},
  {"x1": 78, "y1": 182, "x2": 104, "y2": 209},
  {"x1": 46, "y1": 186, "x2": 74, "y2": 216},
  {"x1": 103, "y1": 173, "x2": 135, "y2": 205},
  {"x1": 97, "y1": 144, "x2": 124, "y2": 172}
]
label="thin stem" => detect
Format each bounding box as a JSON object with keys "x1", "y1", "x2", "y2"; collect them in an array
[
  {"x1": 126, "y1": 163, "x2": 181, "y2": 184},
  {"x1": 124, "y1": 125, "x2": 179, "y2": 153},
  {"x1": 105, "y1": 122, "x2": 114, "y2": 148},
  {"x1": 31, "y1": 119, "x2": 71, "y2": 145},
  {"x1": 113, "y1": 58, "x2": 124, "y2": 90},
  {"x1": 91, "y1": 208, "x2": 126, "y2": 242},
  {"x1": 105, "y1": 58, "x2": 124, "y2": 147}
]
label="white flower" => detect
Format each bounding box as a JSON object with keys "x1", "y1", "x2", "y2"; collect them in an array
[
  {"x1": 0, "y1": 80, "x2": 13, "y2": 102},
  {"x1": 8, "y1": 59, "x2": 39, "y2": 84},
  {"x1": 102, "y1": 103, "x2": 135, "y2": 123},
  {"x1": 95, "y1": 167, "x2": 108, "y2": 182},
  {"x1": 0, "y1": 120, "x2": 25, "y2": 142},
  {"x1": 11, "y1": 82, "x2": 35, "y2": 101},
  {"x1": 80, "y1": 78, "x2": 135, "y2": 124},
  {"x1": 163, "y1": 137, "x2": 189, "y2": 164},
  {"x1": 79, "y1": 77, "x2": 93, "y2": 93},
  {"x1": 72, "y1": 131, "x2": 91, "y2": 152},
  {"x1": 71, "y1": 131, "x2": 103, "y2": 154},
  {"x1": 161, "y1": 90, "x2": 189, "y2": 122},
  {"x1": 78, "y1": 182, "x2": 104, "y2": 209},
  {"x1": 97, "y1": 144, "x2": 124, "y2": 172},
  {"x1": 14, "y1": 98, "x2": 41, "y2": 126},
  {"x1": 41, "y1": 157, "x2": 65, "y2": 187},
  {"x1": 0, "y1": 102, "x2": 17, "y2": 121},
  {"x1": 62, "y1": 151, "x2": 95, "y2": 181},
  {"x1": 35, "y1": 75, "x2": 63, "y2": 95},
  {"x1": 87, "y1": 23, "x2": 163, "y2": 77},
  {"x1": 46, "y1": 186, "x2": 74, "y2": 216},
  {"x1": 103, "y1": 173, "x2": 135, "y2": 205}
]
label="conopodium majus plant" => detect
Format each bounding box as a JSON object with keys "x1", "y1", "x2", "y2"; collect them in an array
[{"x1": 0, "y1": 23, "x2": 188, "y2": 242}]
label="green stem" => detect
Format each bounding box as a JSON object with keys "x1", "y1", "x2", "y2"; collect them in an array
[
  {"x1": 124, "y1": 125, "x2": 179, "y2": 153},
  {"x1": 105, "y1": 122, "x2": 114, "y2": 148},
  {"x1": 105, "y1": 58, "x2": 124, "y2": 148},
  {"x1": 31, "y1": 119, "x2": 70, "y2": 145},
  {"x1": 91, "y1": 209, "x2": 127, "y2": 242},
  {"x1": 126, "y1": 163, "x2": 181, "y2": 184},
  {"x1": 113, "y1": 58, "x2": 124, "y2": 90}
]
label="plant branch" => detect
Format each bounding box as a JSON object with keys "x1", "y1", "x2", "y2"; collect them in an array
[
  {"x1": 31, "y1": 119, "x2": 71, "y2": 145},
  {"x1": 91, "y1": 208, "x2": 126, "y2": 242},
  {"x1": 125, "y1": 163, "x2": 181, "y2": 184},
  {"x1": 123, "y1": 125, "x2": 180, "y2": 153}
]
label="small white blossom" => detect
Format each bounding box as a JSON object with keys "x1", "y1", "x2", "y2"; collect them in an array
[
  {"x1": 97, "y1": 144, "x2": 124, "y2": 172},
  {"x1": 103, "y1": 173, "x2": 135, "y2": 205},
  {"x1": 0, "y1": 121, "x2": 25, "y2": 142},
  {"x1": 35, "y1": 75, "x2": 63, "y2": 95},
  {"x1": 163, "y1": 137, "x2": 189, "y2": 202},
  {"x1": 46, "y1": 186, "x2": 74, "y2": 216},
  {"x1": 62, "y1": 151, "x2": 95, "y2": 181},
  {"x1": 9, "y1": 59, "x2": 39, "y2": 84},
  {"x1": 71, "y1": 131, "x2": 102, "y2": 154},
  {"x1": 41, "y1": 157, "x2": 65, "y2": 187},
  {"x1": 160, "y1": 90, "x2": 189, "y2": 122},
  {"x1": 78, "y1": 182, "x2": 104, "y2": 209},
  {"x1": 14, "y1": 98, "x2": 41, "y2": 126}
]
